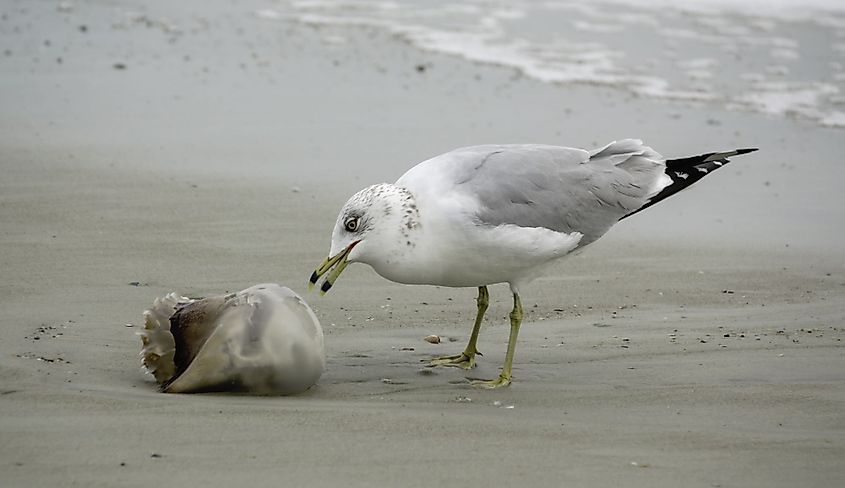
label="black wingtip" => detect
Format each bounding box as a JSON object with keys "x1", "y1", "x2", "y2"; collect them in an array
[
  {"x1": 309, "y1": 271, "x2": 319, "y2": 285},
  {"x1": 624, "y1": 145, "x2": 757, "y2": 221},
  {"x1": 320, "y1": 280, "x2": 332, "y2": 293}
]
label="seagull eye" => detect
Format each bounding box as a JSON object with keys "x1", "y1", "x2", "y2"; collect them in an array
[{"x1": 344, "y1": 217, "x2": 359, "y2": 233}]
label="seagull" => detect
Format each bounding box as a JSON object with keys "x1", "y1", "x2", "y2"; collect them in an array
[{"x1": 310, "y1": 139, "x2": 757, "y2": 388}]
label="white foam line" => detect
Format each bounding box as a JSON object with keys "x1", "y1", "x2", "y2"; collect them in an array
[{"x1": 274, "y1": 0, "x2": 845, "y2": 128}]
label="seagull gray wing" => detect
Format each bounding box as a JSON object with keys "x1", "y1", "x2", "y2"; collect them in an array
[{"x1": 442, "y1": 140, "x2": 669, "y2": 246}]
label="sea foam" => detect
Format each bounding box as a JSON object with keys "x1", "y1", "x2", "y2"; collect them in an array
[{"x1": 261, "y1": 0, "x2": 845, "y2": 128}]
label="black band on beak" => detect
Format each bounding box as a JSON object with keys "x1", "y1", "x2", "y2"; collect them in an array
[{"x1": 309, "y1": 240, "x2": 360, "y2": 295}]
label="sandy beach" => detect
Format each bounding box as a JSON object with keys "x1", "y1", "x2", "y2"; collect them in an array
[{"x1": 1, "y1": 1, "x2": 844, "y2": 487}]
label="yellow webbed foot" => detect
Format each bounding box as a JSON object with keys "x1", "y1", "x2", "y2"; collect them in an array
[
  {"x1": 426, "y1": 351, "x2": 478, "y2": 370},
  {"x1": 468, "y1": 372, "x2": 511, "y2": 389}
]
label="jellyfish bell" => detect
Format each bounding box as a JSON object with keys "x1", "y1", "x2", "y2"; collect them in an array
[{"x1": 139, "y1": 283, "x2": 325, "y2": 395}]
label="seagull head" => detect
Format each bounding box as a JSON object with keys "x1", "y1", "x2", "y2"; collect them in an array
[{"x1": 309, "y1": 183, "x2": 420, "y2": 294}]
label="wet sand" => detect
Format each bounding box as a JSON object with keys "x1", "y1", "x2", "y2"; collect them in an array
[{"x1": 1, "y1": 1, "x2": 843, "y2": 487}]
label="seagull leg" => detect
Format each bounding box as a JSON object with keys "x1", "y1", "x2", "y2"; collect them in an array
[
  {"x1": 427, "y1": 286, "x2": 488, "y2": 370},
  {"x1": 470, "y1": 292, "x2": 522, "y2": 388}
]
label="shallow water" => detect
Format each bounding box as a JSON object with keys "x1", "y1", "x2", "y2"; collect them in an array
[{"x1": 266, "y1": 0, "x2": 845, "y2": 128}]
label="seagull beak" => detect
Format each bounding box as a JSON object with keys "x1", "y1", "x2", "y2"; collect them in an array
[{"x1": 308, "y1": 241, "x2": 360, "y2": 295}]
